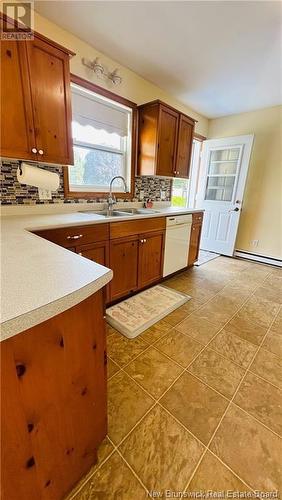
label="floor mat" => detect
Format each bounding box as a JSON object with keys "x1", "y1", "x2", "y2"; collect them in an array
[
  {"x1": 106, "y1": 285, "x2": 191, "y2": 339},
  {"x1": 195, "y1": 249, "x2": 220, "y2": 266}
]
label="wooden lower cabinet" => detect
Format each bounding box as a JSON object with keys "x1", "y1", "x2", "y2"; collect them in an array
[
  {"x1": 1, "y1": 290, "x2": 107, "y2": 500},
  {"x1": 138, "y1": 231, "x2": 164, "y2": 288},
  {"x1": 188, "y1": 213, "x2": 203, "y2": 267},
  {"x1": 110, "y1": 236, "x2": 139, "y2": 301},
  {"x1": 77, "y1": 241, "x2": 110, "y2": 302}
]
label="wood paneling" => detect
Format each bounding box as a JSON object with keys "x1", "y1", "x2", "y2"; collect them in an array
[
  {"x1": 137, "y1": 104, "x2": 159, "y2": 176},
  {"x1": 34, "y1": 223, "x2": 109, "y2": 248},
  {"x1": 26, "y1": 37, "x2": 73, "y2": 165},
  {"x1": 0, "y1": 41, "x2": 35, "y2": 161},
  {"x1": 110, "y1": 217, "x2": 165, "y2": 239},
  {"x1": 138, "y1": 231, "x2": 164, "y2": 288},
  {"x1": 110, "y1": 236, "x2": 139, "y2": 301},
  {"x1": 176, "y1": 115, "x2": 195, "y2": 178},
  {"x1": 1, "y1": 291, "x2": 107, "y2": 500}
]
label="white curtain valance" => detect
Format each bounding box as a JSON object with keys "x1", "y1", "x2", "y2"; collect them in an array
[{"x1": 71, "y1": 85, "x2": 130, "y2": 137}]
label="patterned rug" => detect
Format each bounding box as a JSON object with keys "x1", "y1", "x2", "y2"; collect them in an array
[
  {"x1": 106, "y1": 285, "x2": 191, "y2": 339},
  {"x1": 195, "y1": 250, "x2": 220, "y2": 266}
]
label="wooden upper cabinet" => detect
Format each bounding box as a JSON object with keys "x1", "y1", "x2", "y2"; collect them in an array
[
  {"x1": 0, "y1": 31, "x2": 74, "y2": 165},
  {"x1": 157, "y1": 106, "x2": 179, "y2": 176},
  {"x1": 175, "y1": 114, "x2": 195, "y2": 178},
  {"x1": 0, "y1": 41, "x2": 35, "y2": 161},
  {"x1": 26, "y1": 37, "x2": 74, "y2": 165},
  {"x1": 137, "y1": 100, "x2": 196, "y2": 178}
]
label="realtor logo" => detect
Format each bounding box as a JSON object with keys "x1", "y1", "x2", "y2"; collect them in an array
[{"x1": 1, "y1": 1, "x2": 34, "y2": 39}]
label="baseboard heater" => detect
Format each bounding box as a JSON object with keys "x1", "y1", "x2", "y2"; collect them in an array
[{"x1": 234, "y1": 250, "x2": 282, "y2": 268}]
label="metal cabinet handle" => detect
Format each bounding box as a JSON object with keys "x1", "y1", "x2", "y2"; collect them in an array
[
  {"x1": 78, "y1": 252, "x2": 82, "y2": 255},
  {"x1": 31, "y1": 148, "x2": 37, "y2": 154},
  {"x1": 140, "y1": 239, "x2": 144, "y2": 243},
  {"x1": 144, "y1": 239, "x2": 147, "y2": 243},
  {"x1": 67, "y1": 234, "x2": 83, "y2": 240},
  {"x1": 38, "y1": 149, "x2": 44, "y2": 155}
]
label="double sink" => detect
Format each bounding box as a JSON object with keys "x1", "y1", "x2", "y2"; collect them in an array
[{"x1": 80, "y1": 207, "x2": 160, "y2": 218}]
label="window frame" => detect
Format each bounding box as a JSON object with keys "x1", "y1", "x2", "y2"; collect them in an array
[{"x1": 64, "y1": 74, "x2": 137, "y2": 199}]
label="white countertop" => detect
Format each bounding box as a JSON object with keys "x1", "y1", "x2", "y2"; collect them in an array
[{"x1": 0, "y1": 205, "x2": 202, "y2": 341}]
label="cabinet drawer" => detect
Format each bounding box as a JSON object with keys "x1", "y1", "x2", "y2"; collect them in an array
[
  {"x1": 34, "y1": 223, "x2": 109, "y2": 248},
  {"x1": 110, "y1": 217, "x2": 166, "y2": 239}
]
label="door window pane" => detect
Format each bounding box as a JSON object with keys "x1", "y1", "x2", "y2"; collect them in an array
[
  {"x1": 209, "y1": 161, "x2": 237, "y2": 175},
  {"x1": 207, "y1": 176, "x2": 235, "y2": 188},
  {"x1": 205, "y1": 187, "x2": 233, "y2": 201},
  {"x1": 210, "y1": 147, "x2": 240, "y2": 161}
]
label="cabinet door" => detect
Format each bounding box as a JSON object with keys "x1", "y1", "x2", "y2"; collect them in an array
[
  {"x1": 138, "y1": 231, "x2": 164, "y2": 288},
  {"x1": 110, "y1": 236, "x2": 139, "y2": 301},
  {"x1": 176, "y1": 114, "x2": 195, "y2": 178},
  {"x1": 26, "y1": 37, "x2": 73, "y2": 165},
  {"x1": 188, "y1": 223, "x2": 202, "y2": 266},
  {"x1": 77, "y1": 241, "x2": 110, "y2": 302},
  {"x1": 157, "y1": 106, "x2": 179, "y2": 177},
  {"x1": 0, "y1": 41, "x2": 36, "y2": 161}
]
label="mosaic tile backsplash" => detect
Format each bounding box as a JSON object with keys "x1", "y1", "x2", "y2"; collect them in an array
[{"x1": 1, "y1": 161, "x2": 172, "y2": 205}]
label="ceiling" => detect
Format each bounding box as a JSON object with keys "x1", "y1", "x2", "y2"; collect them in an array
[{"x1": 34, "y1": 1, "x2": 282, "y2": 118}]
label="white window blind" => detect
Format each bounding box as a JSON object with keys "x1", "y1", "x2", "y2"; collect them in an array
[{"x1": 71, "y1": 84, "x2": 130, "y2": 137}]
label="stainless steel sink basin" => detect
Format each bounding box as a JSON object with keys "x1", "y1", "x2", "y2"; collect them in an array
[
  {"x1": 80, "y1": 208, "x2": 160, "y2": 217},
  {"x1": 79, "y1": 209, "x2": 134, "y2": 218}
]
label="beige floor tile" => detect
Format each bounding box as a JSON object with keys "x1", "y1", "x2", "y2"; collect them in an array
[
  {"x1": 184, "y1": 286, "x2": 216, "y2": 304},
  {"x1": 155, "y1": 329, "x2": 203, "y2": 367},
  {"x1": 163, "y1": 299, "x2": 201, "y2": 326},
  {"x1": 160, "y1": 372, "x2": 228, "y2": 444},
  {"x1": 106, "y1": 323, "x2": 118, "y2": 337},
  {"x1": 188, "y1": 348, "x2": 245, "y2": 398},
  {"x1": 263, "y1": 273, "x2": 282, "y2": 291},
  {"x1": 187, "y1": 451, "x2": 250, "y2": 492},
  {"x1": 68, "y1": 438, "x2": 115, "y2": 499},
  {"x1": 119, "y1": 404, "x2": 204, "y2": 492},
  {"x1": 250, "y1": 348, "x2": 282, "y2": 389},
  {"x1": 107, "y1": 357, "x2": 120, "y2": 379},
  {"x1": 271, "y1": 309, "x2": 282, "y2": 334},
  {"x1": 75, "y1": 452, "x2": 147, "y2": 499},
  {"x1": 176, "y1": 314, "x2": 219, "y2": 345},
  {"x1": 124, "y1": 347, "x2": 182, "y2": 399},
  {"x1": 140, "y1": 319, "x2": 172, "y2": 344},
  {"x1": 107, "y1": 331, "x2": 148, "y2": 367},
  {"x1": 262, "y1": 331, "x2": 282, "y2": 358},
  {"x1": 237, "y1": 296, "x2": 280, "y2": 329},
  {"x1": 254, "y1": 285, "x2": 282, "y2": 305},
  {"x1": 108, "y1": 371, "x2": 154, "y2": 445},
  {"x1": 194, "y1": 296, "x2": 239, "y2": 327},
  {"x1": 224, "y1": 314, "x2": 267, "y2": 345},
  {"x1": 210, "y1": 405, "x2": 282, "y2": 491},
  {"x1": 234, "y1": 372, "x2": 282, "y2": 435},
  {"x1": 209, "y1": 329, "x2": 257, "y2": 368}
]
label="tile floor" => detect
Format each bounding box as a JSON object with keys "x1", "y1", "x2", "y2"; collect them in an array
[{"x1": 68, "y1": 257, "x2": 282, "y2": 499}]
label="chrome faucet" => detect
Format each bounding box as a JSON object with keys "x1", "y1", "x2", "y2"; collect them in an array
[{"x1": 107, "y1": 176, "x2": 128, "y2": 213}]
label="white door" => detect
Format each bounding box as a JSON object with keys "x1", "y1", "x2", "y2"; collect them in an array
[{"x1": 196, "y1": 135, "x2": 254, "y2": 256}]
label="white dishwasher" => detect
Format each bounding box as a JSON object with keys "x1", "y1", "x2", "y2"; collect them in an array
[{"x1": 163, "y1": 214, "x2": 193, "y2": 277}]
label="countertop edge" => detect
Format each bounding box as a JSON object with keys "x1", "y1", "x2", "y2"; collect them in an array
[{"x1": 1, "y1": 269, "x2": 113, "y2": 342}]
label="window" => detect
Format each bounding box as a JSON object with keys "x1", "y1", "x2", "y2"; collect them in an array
[
  {"x1": 204, "y1": 147, "x2": 241, "y2": 201},
  {"x1": 65, "y1": 79, "x2": 136, "y2": 197}
]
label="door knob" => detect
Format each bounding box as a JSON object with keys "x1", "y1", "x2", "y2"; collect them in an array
[
  {"x1": 31, "y1": 148, "x2": 37, "y2": 154},
  {"x1": 229, "y1": 207, "x2": 240, "y2": 212}
]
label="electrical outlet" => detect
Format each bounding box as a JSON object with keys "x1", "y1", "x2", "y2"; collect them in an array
[
  {"x1": 38, "y1": 188, "x2": 52, "y2": 200},
  {"x1": 139, "y1": 190, "x2": 145, "y2": 201},
  {"x1": 251, "y1": 239, "x2": 259, "y2": 247}
]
